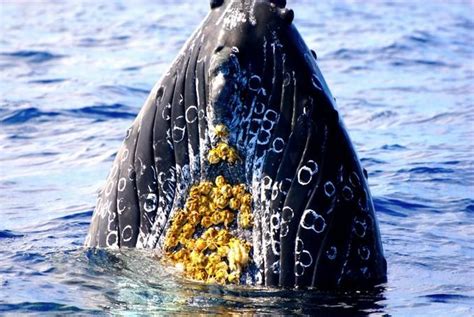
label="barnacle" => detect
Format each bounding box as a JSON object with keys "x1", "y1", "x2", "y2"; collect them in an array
[
  {"x1": 164, "y1": 173, "x2": 254, "y2": 285},
  {"x1": 215, "y1": 175, "x2": 226, "y2": 187},
  {"x1": 208, "y1": 142, "x2": 240, "y2": 165},
  {"x1": 240, "y1": 204, "x2": 251, "y2": 215},
  {"x1": 203, "y1": 227, "x2": 218, "y2": 239},
  {"x1": 228, "y1": 238, "x2": 251, "y2": 273},
  {"x1": 207, "y1": 149, "x2": 221, "y2": 164},
  {"x1": 195, "y1": 238, "x2": 207, "y2": 252},
  {"x1": 227, "y1": 271, "x2": 240, "y2": 284},
  {"x1": 241, "y1": 193, "x2": 252, "y2": 206},
  {"x1": 199, "y1": 181, "x2": 213, "y2": 195},
  {"x1": 220, "y1": 184, "x2": 233, "y2": 197},
  {"x1": 229, "y1": 197, "x2": 240, "y2": 210},
  {"x1": 227, "y1": 149, "x2": 239, "y2": 164},
  {"x1": 223, "y1": 210, "x2": 235, "y2": 227},
  {"x1": 217, "y1": 142, "x2": 230, "y2": 156},
  {"x1": 217, "y1": 245, "x2": 230, "y2": 257},
  {"x1": 215, "y1": 269, "x2": 228, "y2": 284},
  {"x1": 239, "y1": 212, "x2": 253, "y2": 229},
  {"x1": 201, "y1": 216, "x2": 212, "y2": 228},
  {"x1": 207, "y1": 124, "x2": 240, "y2": 165},
  {"x1": 214, "y1": 124, "x2": 229, "y2": 139},
  {"x1": 211, "y1": 211, "x2": 223, "y2": 225},
  {"x1": 232, "y1": 184, "x2": 246, "y2": 196},
  {"x1": 215, "y1": 196, "x2": 229, "y2": 209}
]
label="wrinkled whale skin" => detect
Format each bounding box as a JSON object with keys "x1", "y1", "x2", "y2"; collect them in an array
[{"x1": 85, "y1": 0, "x2": 387, "y2": 289}]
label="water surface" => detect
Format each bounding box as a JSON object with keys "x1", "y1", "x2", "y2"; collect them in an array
[{"x1": 1, "y1": 0, "x2": 473, "y2": 315}]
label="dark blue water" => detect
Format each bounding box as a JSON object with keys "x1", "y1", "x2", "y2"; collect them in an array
[{"x1": 1, "y1": 0, "x2": 473, "y2": 315}]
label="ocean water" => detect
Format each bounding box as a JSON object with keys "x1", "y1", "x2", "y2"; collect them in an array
[{"x1": 1, "y1": 0, "x2": 473, "y2": 315}]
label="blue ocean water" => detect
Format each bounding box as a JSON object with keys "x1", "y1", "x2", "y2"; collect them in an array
[{"x1": 0, "y1": 0, "x2": 473, "y2": 315}]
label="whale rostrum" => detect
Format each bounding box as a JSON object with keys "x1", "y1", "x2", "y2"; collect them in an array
[{"x1": 85, "y1": 0, "x2": 387, "y2": 289}]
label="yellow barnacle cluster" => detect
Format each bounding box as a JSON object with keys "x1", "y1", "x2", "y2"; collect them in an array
[
  {"x1": 214, "y1": 124, "x2": 229, "y2": 139},
  {"x1": 208, "y1": 142, "x2": 240, "y2": 165},
  {"x1": 164, "y1": 175, "x2": 254, "y2": 285},
  {"x1": 207, "y1": 124, "x2": 240, "y2": 165}
]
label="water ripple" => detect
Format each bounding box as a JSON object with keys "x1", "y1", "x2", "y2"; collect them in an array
[
  {"x1": 67, "y1": 104, "x2": 137, "y2": 121},
  {"x1": 0, "y1": 302, "x2": 90, "y2": 314},
  {"x1": 1, "y1": 0, "x2": 473, "y2": 315},
  {"x1": 374, "y1": 196, "x2": 431, "y2": 217},
  {"x1": 422, "y1": 293, "x2": 473, "y2": 304},
  {"x1": 0, "y1": 230, "x2": 24, "y2": 239},
  {"x1": 0, "y1": 104, "x2": 137, "y2": 125},
  {"x1": 28, "y1": 78, "x2": 66, "y2": 84},
  {"x1": 1, "y1": 107, "x2": 60, "y2": 124},
  {"x1": 0, "y1": 50, "x2": 65, "y2": 64}
]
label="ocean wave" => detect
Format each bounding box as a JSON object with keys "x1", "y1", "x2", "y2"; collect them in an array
[
  {"x1": 407, "y1": 30, "x2": 436, "y2": 44},
  {"x1": 381, "y1": 144, "x2": 407, "y2": 151},
  {"x1": 1, "y1": 0, "x2": 473, "y2": 315},
  {"x1": 67, "y1": 103, "x2": 138, "y2": 121},
  {"x1": 0, "y1": 107, "x2": 60, "y2": 124},
  {"x1": 0, "y1": 104, "x2": 137, "y2": 125},
  {"x1": 0, "y1": 50, "x2": 65, "y2": 64},
  {"x1": 28, "y1": 78, "x2": 66, "y2": 84},
  {"x1": 0, "y1": 302, "x2": 88, "y2": 314},
  {"x1": 404, "y1": 111, "x2": 473, "y2": 125},
  {"x1": 405, "y1": 166, "x2": 455, "y2": 174},
  {"x1": 368, "y1": 110, "x2": 398, "y2": 122},
  {"x1": 0, "y1": 230, "x2": 24, "y2": 239},
  {"x1": 99, "y1": 84, "x2": 150, "y2": 96},
  {"x1": 325, "y1": 48, "x2": 367, "y2": 60},
  {"x1": 389, "y1": 58, "x2": 457, "y2": 68},
  {"x1": 374, "y1": 196, "x2": 431, "y2": 217},
  {"x1": 58, "y1": 210, "x2": 93, "y2": 221},
  {"x1": 422, "y1": 293, "x2": 473, "y2": 304}
]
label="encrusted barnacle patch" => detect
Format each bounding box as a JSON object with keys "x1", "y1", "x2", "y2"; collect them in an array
[
  {"x1": 164, "y1": 175, "x2": 253, "y2": 284},
  {"x1": 207, "y1": 124, "x2": 241, "y2": 165}
]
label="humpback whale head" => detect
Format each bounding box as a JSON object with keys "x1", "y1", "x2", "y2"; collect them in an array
[{"x1": 85, "y1": 0, "x2": 387, "y2": 290}]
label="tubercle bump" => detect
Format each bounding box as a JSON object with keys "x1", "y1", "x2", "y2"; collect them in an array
[
  {"x1": 279, "y1": 8, "x2": 294, "y2": 24},
  {"x1": 270, "y1": 0, "x2": 287, "y2": 9},
  {"x1": 210, "y1": 0, "x2": 224, "y2": 9}
]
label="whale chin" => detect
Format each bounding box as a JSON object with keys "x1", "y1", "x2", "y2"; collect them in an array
[{"x1": 85, "y1": 0, "x2": 387, "y2": 289}]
